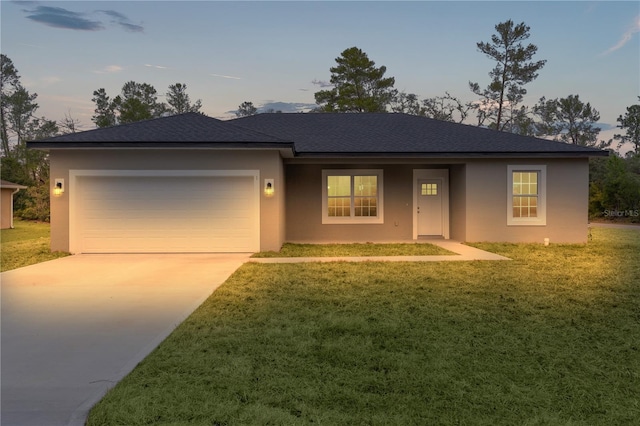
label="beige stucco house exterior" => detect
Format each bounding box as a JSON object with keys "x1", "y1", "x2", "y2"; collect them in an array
[
  {"x1": 28, "y1": 113, "x2": 607, "y2": 254},
  {"x1": 1, "y1": 180, "x2": 27, "y2": 229}
]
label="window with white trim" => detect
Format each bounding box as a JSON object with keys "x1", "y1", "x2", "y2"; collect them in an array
[
  {"x1": 322, "y1": 169, "x2": 384, "y2": 224},
  {"x1": 507, "y1": 165, "x2": 546, "y2": 226}
]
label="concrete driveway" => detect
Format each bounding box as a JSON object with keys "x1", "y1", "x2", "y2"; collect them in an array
[{"x1": 1, "y1": 253, "x2": 249, "y2": 426}]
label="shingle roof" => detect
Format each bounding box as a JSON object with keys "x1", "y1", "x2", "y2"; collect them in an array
[
  {"x1": 231, "y1": 113, "x2": 607, "y2": 156},
  {"x1": 28, "y1": 112, "x2": 291, "y2": 148},
  {"x1": 28, "y1": 111, "x2": 608, "y2": 157}
]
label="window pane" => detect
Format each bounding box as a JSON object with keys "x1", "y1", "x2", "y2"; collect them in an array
[
  {"x1": 328, "y1": 176, "x2": 351, "y2": 197},
  {"x1": 421, "y1": 183, "x2": 438, "y2": 195},
  {"x1": 513, "y1": 196, "x2": 521, "y2": 208},
  {"x1": 513, "y1": 196, "x2": 538, "y2": 218},
  {"x1": 355, "y1": 197, "x2": 376, "y2": 216},
  {"x1": 513, "y1": 172, "x2": 539, "y2": 196},
  {"x1": 328, "y1": 197, "x2": 351, "y2": 217},
  {"x1": 354, "y1": 176, "x2": 377, "y2": 196},
  {"x1": 528, "y1": 196, "x2": 537, "y2": 217}
]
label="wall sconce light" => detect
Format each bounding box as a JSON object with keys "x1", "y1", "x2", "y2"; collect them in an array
[
  {"x1": 53, "y1": 178, "x2": 64, "y2": 196},
  {"x1": 264, "y1": 179, "x2": 274, "y2": 197}
]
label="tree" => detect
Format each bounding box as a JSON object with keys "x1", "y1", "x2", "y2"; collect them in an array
[
  {"x1": 91, "y1": 81, "x2": 168, "y2": 127},
  {"x1": 114, "y1": 81, "x2": 165, "y2": 124},
  {"x1": 91, "y1": 88, "x2": 117, "y2": 128},
  {"x1": 590, "y1": 154, "x2": 640, "y2": 220},
  {"x1": 1, "y1": 54, "x2": 21, "y2": 156},
  {"x1": 507, "y1": 106, "x2": 537, "y2": 136},
  {"x1": 59, "y1": 111, "x2": 82, "y2": 134},
  {"x1": 422, "y1": 92, "x2": 471, "y2": 123},
  {"x1": 236, "y1": 101, "x2": 258, "y2": 117},
  {"x1": 534, "y1": 94, "x2": 606, "y2": 147},
  {"x1": 314, "y1": 47, "x2": 396, "y2": 113},
  {"x1": 166, "y1": 83, "x2": 202, "y2": 114},
  {"x1": 470, "y1": 20, "x2": 546, "y2": 131},
  {"x1": 0, "y1": 54, "x2": 59, "y2": 221},
  {"x1": 390, "y1": 91, "x2": 423, "y2": 115},
  {"x1": 5, "y1": 85, "x2": 38, "y2": 147},
  {"x1": 614, "y1": 97, "x2": 640, "y2": 156}
]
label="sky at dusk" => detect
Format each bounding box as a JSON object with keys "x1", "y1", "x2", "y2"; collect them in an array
[{"x1": 1, "y1": 1, "x2": 639, "y2": 152}]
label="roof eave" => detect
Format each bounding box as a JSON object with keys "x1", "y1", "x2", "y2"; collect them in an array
[
  {"x1": 292, "y1": 151, "x2": 609, "y2": 159},
  {"x1": 0, "y1": 184, "x2": 28, "y2": 189},
  {"x1": 27, "y1": 141, "x2": 295, "y2": 152}
]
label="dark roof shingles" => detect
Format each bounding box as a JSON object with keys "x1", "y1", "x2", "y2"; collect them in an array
[
  {"x1": 31, "y1": 111, "x2": 607, "y2": 156},
  {"x1": 35, "y1": 112, "x2": 289, "y2": 144},
  {"x1": 231, "y1": 113, "x2": 606, "y2": 155}
]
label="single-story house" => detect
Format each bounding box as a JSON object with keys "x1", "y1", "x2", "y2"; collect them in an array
[
  {"x1": 27, "y1": 112, "x2": 608, "y2": 254},
  {"x1": 1, "y1": 179, "x2": 27, "y2": 229}
]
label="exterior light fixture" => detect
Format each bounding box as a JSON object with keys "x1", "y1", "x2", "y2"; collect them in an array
[
  {"x1": 264, "y1": 179, "x2": 274, "y2": 197},
  {"x1": 53, "y1": 178, "x2": 64, "y2": 196}
]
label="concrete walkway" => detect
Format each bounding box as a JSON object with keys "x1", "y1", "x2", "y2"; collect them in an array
[
  {"x1": 1, "y1": 253, "x2": 249, "y2": 426},
  {"x1": 250, "y1": 240, "x2": 510, "y2": 263}
]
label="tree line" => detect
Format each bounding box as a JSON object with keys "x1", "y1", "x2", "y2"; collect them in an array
[
  {"x1": 309, "y1": 22, "x2": 638, "y2": 156},
  {"x1": 1, "y1": 19, "x2": 638, "y2": 222},
  {"x1": 91, "y1": 82, "x2": 202, "y2": 127}
]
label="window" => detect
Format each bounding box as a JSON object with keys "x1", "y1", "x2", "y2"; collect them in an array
[
  {"x1": 322, "y1": 170, "x2": 383, "y2": 224},
  {"x1": 421, "y1": 183, "x2": 438, "y2": 196},
  {"x1": 507, "y1": 165, "x2": 546, "y2": 226}
]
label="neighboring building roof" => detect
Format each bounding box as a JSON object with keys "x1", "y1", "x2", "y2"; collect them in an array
[
  {"x1": 0, "y1": 180, "x2": 27, "y2": 189},
  {"x1": 27, "y1": 112, "x2": 292, "y2": 149},
  {"x1": 231, "y1": 113, "x2": 608, "y2": 157},
  {"x1": 28, "y1": 111, "x2": 608, "y2": 158}
]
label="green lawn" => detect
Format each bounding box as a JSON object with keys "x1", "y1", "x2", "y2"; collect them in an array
[
  {"x1": 88, "y1": 228, "x2": 639, "y2": 425},
  {"x1": 0, "y1": 219, "x2": 69, "y2": 272},
  {"x1": 252, "y1": 242, "x2": 454, "y2": 257}
]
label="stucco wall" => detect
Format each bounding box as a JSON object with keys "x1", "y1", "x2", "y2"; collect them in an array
[
  {"x1": 1, "y1": 188, "x2": 15, "y2": 229},
  {"x1": 49, "y1": 152, "x2": 591, "y2": 250},
  {"x1": 49, "y1": 149, "x2": 285, "y2": 252},
  {"x1": 449, "y1": 164, "x2": 466, "y2": 241},
  {"x1": 285, "y1": 163, "x2": 441, "y2": 243},
  {"x1": 286, "y1": 159, "x2": 590, "y2": 244},
  {"x1": 464, "y1": 158, "x2": 589, "y2": 243}
]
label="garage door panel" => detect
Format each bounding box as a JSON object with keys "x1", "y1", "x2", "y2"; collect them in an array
[{"x1": 76, "y1": 175, "x2": 257, "y2": 253}]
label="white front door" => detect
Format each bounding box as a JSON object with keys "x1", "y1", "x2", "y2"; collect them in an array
[{"x1": 417, "y1": 178, "x2": 443, "y2": 236}]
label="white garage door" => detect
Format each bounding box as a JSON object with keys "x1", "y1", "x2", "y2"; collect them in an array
[{"x1": 75, "y1": 175, "x2": 258, "y2": 253}]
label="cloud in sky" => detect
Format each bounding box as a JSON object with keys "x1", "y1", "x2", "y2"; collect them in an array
[
  {"x1": 224, "y1": 101, "x2": 315, "y2": 117},
  {"x1": 603, "y1": 15, "x2": 640, "y2": 55},
  {"x1": 24, "y1": 5, "x2": 104, "y2": 31},
  {"x1": 97, "y1": 10, "x2": 144, "y2": 33},
  {"x1": 259, "y1": 102, "x2": 316, "y2": 113},
  {"x1": 311, "y1": 79, "x2": 332, "y2": 88},
  {"x1": 93, "y1": 65, "x2": 123, "y2": 74},
  {"x1": 210, "y1": 73, "x2": 242, "y2": 80},
  {"x1": 21, "y1": 4, "x2": 143, "y2": 32},
  {"x1": 145, "y1": 64, "x2": 168, "y2": 69}
]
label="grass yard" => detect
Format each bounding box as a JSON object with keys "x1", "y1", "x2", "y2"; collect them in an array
[
  {"x1": 252, "y1": 242, "x2": 454, "y2": 257},
  {"x1": 88, "y1": 228, "x2": 639, "y2": 425},
  {"x1": 0, "y1": 219, "x2": 69, "y2": 272}
]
